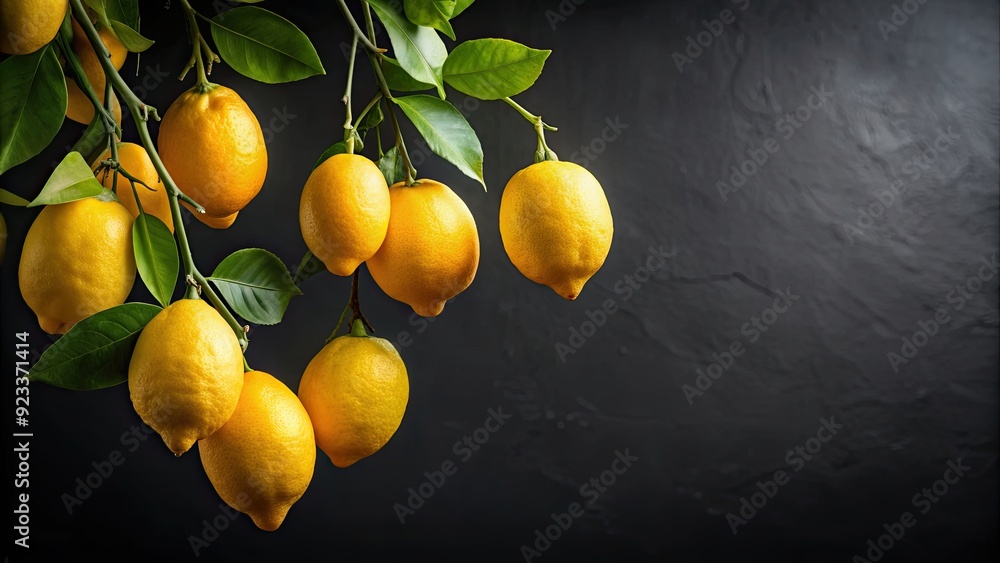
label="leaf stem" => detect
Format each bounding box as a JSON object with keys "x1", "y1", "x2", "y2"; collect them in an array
[
  {"x1": 503, "y1": 96, "x2": 559, "y2": 162},
  {"x1": 70, "y1": 0, "x2": 247, "y2": 351},
  {"x1": 353, "y1": 92, "x2": 383, "y2": 129}
]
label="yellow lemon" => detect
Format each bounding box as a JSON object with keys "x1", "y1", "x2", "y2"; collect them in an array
[
  {"x1": 158, "y1": 84, "x2": 267, "y2": 226},
  {"x1": 18, "y1": 196, "x2": 135, "y2": 334},
  {"x1": 199, "y1": 371, "x2": 315, "y2": 531},
  {"x1": 65, "y1": 18, "x2": 126, "y2": 125},
  {"x1": 499, "y1": 161, "x2": 613, "y2": 299},
  {"x1": 366, "y1": 179, "x2": 479, "y2": 317},
  {"x1": 299, "y1": 154, "x2": 390, "y2": 276},
  {"x1": 298, "y1": 321, "x2": 408, "y2": 468},
  {"x1": 96, "y1": 142, "x2": 173, "y2": 232},
  {"x1": 128, "y1": 299, "x2": 244, "y2": 456},
  {"x1": 0, "y1": 0, "x2": 67, "y2": 54}
]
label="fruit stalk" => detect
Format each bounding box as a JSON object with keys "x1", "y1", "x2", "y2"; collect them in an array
[
  {"x1": 104, "y1": 81, "x2": 120, "y2": 192},
  {"x1": 335, "y1": 0, "x2": 382, "y2": 54},
  {"x1": 55, "y1": 28, "x2": 120, "y2": 137},
  {"x1": 337, "y1": 0, "x2": 418, "y2": 185},
  {"x1": 343, "y1": 34, "x2": 358, "y2": 154},
  {"x1": 177, "y1": 0, "x2": 219, "y2": 88},
  {"x1": 502, "y1": 96, "x2": 559, "y2": 163},
  {"x1": 69, "y1": 0, "x2": 249, "y2": 352}
]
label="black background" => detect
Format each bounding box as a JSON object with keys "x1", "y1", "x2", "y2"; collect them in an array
[{"x1": 2, "y1": 0, "x2": 999, "y2": 561}]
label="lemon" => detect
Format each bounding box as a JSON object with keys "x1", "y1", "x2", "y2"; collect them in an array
[
  {"x1": 158, "y1": 84, "x2": 267, "y2": 227},
  {"x1": 366, "y1": 179, "x2": 479, "y2": 317},
  {"x1": 65, "y1": 18, "x2": 127, "y2": 125},
  {"x1": 298, "y1": 321, "x2": 408, "y2": 468},
  {"x1": 0, "y1": 0, "x2": 67, "y2": 55},
  {"x1": 96, "y1": 142, "x2": 173, "y2": 232},
  {"x1": 128, "y1": 298, "x2": 245, "y2": 456},
  {"x1": 500, "y1": 161, "x2": 613, "y2": 299},
  {"x1": 299, "y1": 153, "x2": 390, "y2": 276},
  {"x1": 18, "y1": 196, "x2": 135, "y2": 334},
  {"x1": 199, "y1": 371, "x2": 315, "y2": 531}
]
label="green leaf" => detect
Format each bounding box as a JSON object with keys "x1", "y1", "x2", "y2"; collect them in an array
[
  {"x1": 377, "y1": 147, "x2": 405, "y2": 186},
  {"x1": 0, "y1": 188, "x2": 29, "y2": 206},
  {"x1": 209, "y1": 248, "x2": 302, "y2": 325},
  {"x1": 358, "y1": 103, "x2": 384, "y2": 132},
  {"x1": 382, "y1": 56, "x2": 435, "y2": 92},
  {"x1": 404, "y1": 0, "x2": 457, "y2": 40},
  {"x1": 443, "y1": 39, "x2": 550, "y2": 100},
  {"x1": 368, "y1": 0, "x2": 447, "y2": 98},
  {"x1": 292, "y1": 250, "x2": 325, "y2": 286},
  {"x1": 451, "y1": 0, "x2": 474, "y2": 18},
  {"x1": 313, "y1": 133, "x2": 364, "y2": 169},
  {"x1": 28, "y1": 152, "x2": 108, "y2": 207},
  {"x1": 393, "y1": 95, "x2": 485, "y2": 189},
  {"x1": 73, "y1": 115, "x2": 111, "y2": 166},
  {"x1": 109, "y1": 20, "x2": 154, "y2": 52},
  {"x1": 210, "y1": 6, "x2": 326, "y2": 84},
  {"x1": 132, "y1": 213, "x2": 179, "y2": 307},
  {"x1": 313, "y1": 142, "x2": 348, "y2": 169},
  {"x1": 83, "y1": 0, "x2": 113, "y2": 29},
  {"x1": 27, "y1": 303, "x2": 162, "y2": 390},
  {"x1": 0, "y1": 46, "x2": 68, "y2": 175},
  {"x1": 85, "y1": 0, "x2": 154, "y2": 52},
  {"x1": 103, "y1": 0, "x2": 139, "y2": 26}
]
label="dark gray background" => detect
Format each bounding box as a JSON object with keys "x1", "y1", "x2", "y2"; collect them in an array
[{"x1": 2, "y1": 0, "x2": 998, "y2": 561}]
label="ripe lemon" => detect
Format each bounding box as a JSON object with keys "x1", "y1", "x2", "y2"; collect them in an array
[
  {"x1": 65, "y1": 18, "x2": 126, "y2": 125},
  {"x1": 298, "y1": 321, "x2": 408, "y2": 468},
  {"x1": 128, "y1": 298, "x2": 245, "y2": 456},
  {"x1": 300, "y1": 154, "x2": 390, "y2": 276},
  {"x1": 199, "y1": 370, "x2": 315, "y2": 531},
  {"x1": 500, "y1": 161, "x2": 613, "y2": 299},
  {"x1": 158, "y1": 84, "x2": 267, "y2": 227},
  {"x1": 18, "y1": 196, "x2": 135, "y2": 334},
  {"x1": 95, "y1": 142, "x2": 173, "y2": 232},
  {"x1": 366, "y1": 179, "x2": 479, "y2": 317},
  {"x1": 0, "y1": 0, "x2": 67, "y2": 54}
]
